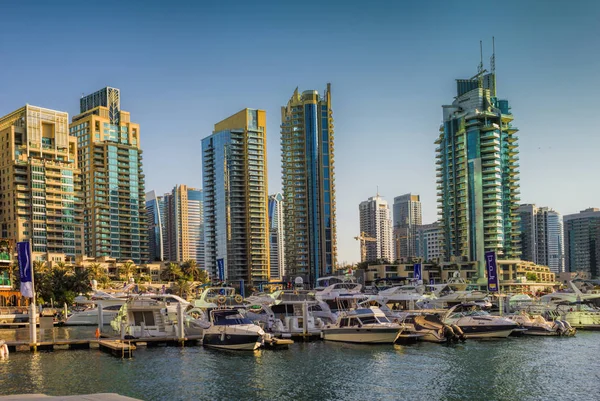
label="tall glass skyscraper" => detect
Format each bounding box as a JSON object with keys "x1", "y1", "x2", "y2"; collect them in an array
[
  {"x1": 393, "y1": 193, "x2": 422, "y2": 260},
  {"x1": 268, "y1": 193, "x2": 285, "y2": 280},
  {"x1": 518, "y1": 204, "x2": 564, "y2": 273},
  {"x1": 435, "y1": 69, "x2": 520, "y2": 280},
  {"x1": 202, "y1": 109, "x2": 269, "y2": 284},
  {"x1": 145, "y1": 190, "x2": 165, "y2": 261},
  {"x1": 70, "y1": 87, "x2": 148, "y2": 264},
  {"x1": 564, "y1": 208, "x2": 600, "y2": 277},
  {"x1": 281, "y1": 85, "x2": 336, "y2": 285}
]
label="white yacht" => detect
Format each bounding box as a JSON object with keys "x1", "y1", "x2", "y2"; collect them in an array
[
  {"x1": 202, "y1": 309, "x2": 265, "y2": 350},
  {"x1": 423, "y1": 284, "x2": 490, "y2": 309},
  {"x1": 245, "y1": 302, "x2": 325, "y2": 338},
  {"x1": 322, "y1": 307, "x2": 403, "y2": 344},
  {"x1": 193, "y1": 287, "x2": 245, "y2": 310},
  {"x1": 443, "y1": 303, "x2": 518, "y2": 338}
]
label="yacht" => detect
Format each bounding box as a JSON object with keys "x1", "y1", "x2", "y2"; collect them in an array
[
  {"x1": 422, "y1": 284, "x2": 490, "y2": 309},
  {"x1": 193, "y1": 287, "x2": 245, "y2": 310},
  {"x1": 245, "y1": 302, "x2": 325, "y2": 338},
  {"x1": 202, "y1": 309, "x2": 265, "y2": 350},
  {"x1": 443, "y1": 303, "x2": 519, "y2": 338},
  {"x1": 322, "y1": 307, "x2": 403, "y2": 344},
  {"x1": 63, "y1": 302, "x2": 124, "y2": 326},
  {"x1": 110, "y1": 294, "x2": 191, "y2": 338},
  {"x1": 507, "y1": 312, "x2": 576, "y2": 336},
  {"x1": 0, "y1": 307, "x2": 29, "y2": 325}
]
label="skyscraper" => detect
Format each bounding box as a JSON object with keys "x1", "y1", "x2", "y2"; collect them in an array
[
  {"x1": 163, "y1": 185, "x2": 204, "y2": 265},
  {"x1": 415, "y1": 222, "x2": 444, "y2": 262},
  {"x1": 518, "y1": 204, "x2": 564, "y2": 273},
  {"x1": 268, "y1": 193, "x2": 285, "y2": 280},
  {"x1": 281, "y1": 85, "x2": 336, "y2": 285},
  {"x1": 0, "y1": 105, "x2": 83, "y2": 260},
  {"x1": 358, "y1": 194, "x2": 393, "y2": 263},
  {"x1": 70, "y1": 87, "x2": 148, "y2": 264},
  {"x1": 435, "y1": 64, "x2": 520, "y2": 280},
  {"x1": 564, "y1": 208, "x2": 600, "y2": 277},
  {"x1": 393, "y1": 193, "x2": 422, "y2": 260},
  {"x1": 145, "y1": 190, "x2": 165, "y2": 261},
  {"x1": 202, "y1": 109, "x2": 269, "y2": 284}
]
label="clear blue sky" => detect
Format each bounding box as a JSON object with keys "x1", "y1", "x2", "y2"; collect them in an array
[{"x1": 1, "y1": 0, "x2": 599, "y2": 264}]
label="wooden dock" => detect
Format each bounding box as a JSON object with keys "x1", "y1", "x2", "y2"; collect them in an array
[{"x1": 4, "y1": 335, "x2": 204, "y2": 357}]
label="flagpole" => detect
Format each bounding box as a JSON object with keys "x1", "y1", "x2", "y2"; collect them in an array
[{"x1": 28, "y1": 240, "x2": 37, "y2": 351}]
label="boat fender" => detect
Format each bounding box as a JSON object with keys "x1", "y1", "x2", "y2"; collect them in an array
[
  {"x1": 220, "y1": 333, "x2": 225, "y2": 342},
  {"x1": 442, "y1": 325, "x2": 456, "y2": 343},
  {"x1": 0, "y1": 343, "x2": 8, "y2": 358},
  {"x1": 217, "y1": 295, "x2": 227, "y2": 305},
  {"x1": 234, "y1": 295, "x2": 244, "y2": 304}
]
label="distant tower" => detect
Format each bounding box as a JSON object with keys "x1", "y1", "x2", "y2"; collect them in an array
[
  {"x1": 393, "y1": 194, "x2": 422, "y2": 260},
  {"x1": 359, "y1": 194, "x2": 394, "y2": 263},
  {"x1": 268, "y1": 193, "x2": 286, "y2": 280}
]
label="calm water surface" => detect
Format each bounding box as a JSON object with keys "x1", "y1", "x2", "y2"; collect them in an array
[{"x1": 1, "y1": 329, "x2": 599, "y2": 401}]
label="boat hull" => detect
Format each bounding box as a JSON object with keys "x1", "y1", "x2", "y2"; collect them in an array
[
  {"x1": 64, "y1": 311, "x2": 119, "y2": 326},
  {"x1": 322, "y1": 328, "x2": 400, "y2": 344},
  {"x1": 203, "y1": 333, "x2": 262, "y2": 350},
  {"x1": 458, "y1": 327, "x2": 514, "y2": 338}
]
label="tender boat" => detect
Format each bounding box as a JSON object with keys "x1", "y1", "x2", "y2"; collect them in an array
[
  {"x1": 202, "y1": 309, "x2": 265, "y2": 351},
  {"x1": 507, "y1": 312, "x2": 576, "y2": 336},
  {"x1": 322, "y1": 307, "x2": 403, "y2": 344},
  {"x1": 443, "y1": 303, "x2": 519, "y2": 338},
  {"x1": 404, "y1": 314, "x2": 466, "y2": 343}
]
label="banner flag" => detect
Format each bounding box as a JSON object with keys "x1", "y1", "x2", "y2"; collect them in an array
[
  {"x1": 485, "y1": 251, "x2": 499, "y2": 292},
  {"x1": 17, "y1": 241, "x2": 33, "y2": 298}
]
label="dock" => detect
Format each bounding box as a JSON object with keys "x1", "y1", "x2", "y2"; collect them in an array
[{"x1": 4, "y1": 335, "x2": 204, "y2": 357}]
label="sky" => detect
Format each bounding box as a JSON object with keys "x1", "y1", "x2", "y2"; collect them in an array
[{"x1": 1, "y1": 0, "x2": 599, "y2": 264}]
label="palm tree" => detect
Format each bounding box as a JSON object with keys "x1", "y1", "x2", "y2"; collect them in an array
[
  {"x1": 118, "y1": 261, "x2": 137, "y2": 281},
  {"x1": 70, "y1": 268, "x2": 91, "y2": 295},
  {"x1": 160, "y1": 262, "x2": 183, "y2": 282},
  {"x1": 182, "y1": 259, "x2": 200, "y2": 281},
  {"x1": 175, "y1": 279, "x2": 192, "y2": 299}
]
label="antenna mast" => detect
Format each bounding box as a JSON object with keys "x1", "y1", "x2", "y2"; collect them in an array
[
  {"x1": 478, "y1": 40, "x2": 484, "y2": 89},
  {"x1": 490, "y1": 36, "x2": 496, "y2": 74}
]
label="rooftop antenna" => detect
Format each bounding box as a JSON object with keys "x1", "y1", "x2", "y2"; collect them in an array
[
  {"x1": 376, "y1": 186, "x2": 380, "y2": 197},
  {"x1": 478, "y1": 40, "x2": 484, "y2": 88},
  {"x1": 490, "y1": 36, "x2": 496, "y2": 74}
]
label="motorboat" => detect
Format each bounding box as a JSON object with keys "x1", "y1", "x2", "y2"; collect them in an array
[
  {"x1": 0, "y1": 307, "x2": 29, "y2": 325},
  {"x1": 403, "y1": 314, "x2": 466, "y2": 343},
  {"x1": 422, "y1": 284, "x2": 490, "y2": 309},
  {"x1": 443, "y1": 303, "x2": 519, "y2": 338},
  {"x1": 314, "y1": 276, "x2": 358, "y2": 291},
  {"x1": 63, "y1": 302, "x2": 124, "y2": 326},
  {"x1": 322, "y1": 307, "x2": 403, "y2": 344},
  {"x1": 245, "y1": 302, "x2": 325, "y2": 338},
  {"x1": 507, "y1": 312, "x2": 576, "y2": 336},
  {"x1": 110, "y1": 294, "x2": 191, "y2": 338},
  {"x1": 202, "y1": 309, "x2": 265, "y2": 351},
  {"x1": 373, "y1": 285, "x2": 432, "y2": 311}
]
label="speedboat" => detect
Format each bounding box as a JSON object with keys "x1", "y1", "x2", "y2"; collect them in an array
[
  {"x1": 202, "y1": 309, "x2": 265, "y2": 350},
  {"x1": 443, "y1": 303, "x2": 518, "y2": 338},
  {"x1": 507, "y1": 312, "x2": 576, "y2": 336},
  {"x1": 322, "y1": 307, "x2": 403, "y2": 344}
]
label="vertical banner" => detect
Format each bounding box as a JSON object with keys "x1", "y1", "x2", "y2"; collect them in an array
[
  {"x1": 217, "y1": 258, "x2": 225, "y2": 281},
  {"x1": 17, "y1": 241, "x2": 33, "y2": 298},
  {"x1": 413, "y1": 263, "x2": 422, "y2": 284},
  {"x1": 485, "y1": 251, "x2": 499, "y2": 292}
]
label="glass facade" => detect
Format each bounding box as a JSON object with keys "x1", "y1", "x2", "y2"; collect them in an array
[{"x1": 281, "y1": 85, "x2": 336, "y2": 285}]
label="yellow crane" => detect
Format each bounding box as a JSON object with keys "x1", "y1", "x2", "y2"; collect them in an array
[{"x1": 354, "y1": 232, "x2": 377, "y2": 262}]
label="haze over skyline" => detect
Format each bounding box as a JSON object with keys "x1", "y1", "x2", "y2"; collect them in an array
[{"x1": 1, "y1": 0, "x2": 598, "y2": 264}]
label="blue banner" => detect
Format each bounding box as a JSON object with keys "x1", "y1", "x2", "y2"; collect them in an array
[
  {"x1": 485, "y1": 251, "x2": 499, "y2": 292},
  {"x1": 217, "y1": 258, "x2": 225, "y2": 281},
  {"x1": 17, "y1": 241, "x2": 33, "y2": 298},
  {"x1": 413, "y1": 263, "x2": 422, "y2": 281}
]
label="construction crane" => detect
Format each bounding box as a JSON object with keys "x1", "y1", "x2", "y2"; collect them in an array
[{"x1": 354, "y1": 232, "x2": 377, "y2": 263}]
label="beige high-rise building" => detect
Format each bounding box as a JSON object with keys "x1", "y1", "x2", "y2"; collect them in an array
[
  {"x1": 70, "y1": 87, "x2": 148, "y2": 264},
  {"x1": 0, "y1": 105, "x2": 83, "y2": 261},
  {"x1": 359, "y1": 194, "x2": 394, "y2": 263},
  {"x1": 164, "y1": 184, "x2": 204, "y2": 265}
]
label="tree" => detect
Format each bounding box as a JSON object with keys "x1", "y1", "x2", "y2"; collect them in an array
[
  {"x1": 175, "y1": 279, "x2": 193, "y2": 299},
  {"x1": 70, "y1": 268, "x2": 91, "y2": 295},
  {"x1": 182, "y1": 259, "x2": 202, "y2": 281},
  {"x1": 161, "y1": 262, "x2": 183, "y2": 282},
  {"x1": 118, "y1": 261, "x2": 137, "y2": 281},
  {"x1": 526, "y1": 272, "x2": 538, "y2": 282}
]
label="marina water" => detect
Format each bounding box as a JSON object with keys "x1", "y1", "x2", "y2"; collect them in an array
[{"x1": 1, "y1": 329, "x2": 599, "y2": 400}]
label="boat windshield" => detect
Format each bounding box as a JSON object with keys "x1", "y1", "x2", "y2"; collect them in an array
[
  {"x1": 358, "y1": 315, "x2": 379, "y2": 325},
  {"x1": 212, "y1": 311, "x2": 253, "y2": 326}
]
